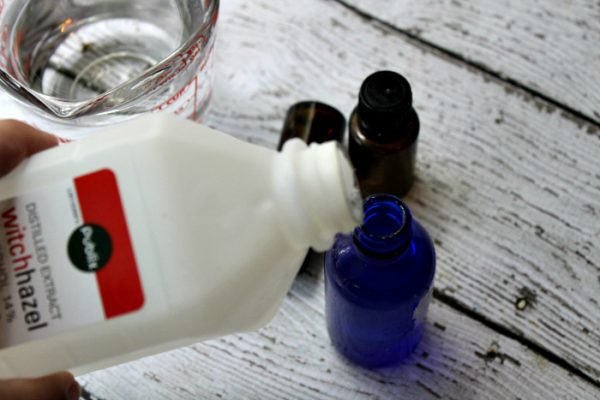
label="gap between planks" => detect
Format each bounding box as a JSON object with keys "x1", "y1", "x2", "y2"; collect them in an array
[
  {"x1": 331, "y1": 0, "x2": 600, "y2": 132},
  {"x1": 433, "y1": 289, "x2": 600, "y2": 389},
  {"x1": 80, "y1": 387, "x2": 106, "y2": 400}
]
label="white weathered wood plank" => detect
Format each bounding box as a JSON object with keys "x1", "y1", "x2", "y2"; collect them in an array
[
  {"x1": 78, "y1": 269, "x2": 598, "y2": 400},
  {"x1": 0, "y1": 0, "x2": 598, "y2": 393},
  {"x1": 341, "y1": 0, "x2": 600, "y2": 123},
  {"x1": 204, "y1": 0, "x2": 600, "y2": 383}
]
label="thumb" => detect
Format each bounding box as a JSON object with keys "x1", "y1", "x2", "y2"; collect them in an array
[
  {"x1": 0, "y1": 371, "x2": 80, "y2": 400},
  {"x1": 0, "y1": 119, "x2": 58, "y2": 178}
]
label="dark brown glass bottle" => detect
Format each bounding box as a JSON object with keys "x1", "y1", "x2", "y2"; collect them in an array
[
  {"x1": 349, "y1": 71, "x2": 419, "y2": 198},
  {"x1": 277, "y1": 101, "x2": 345, "y2": 150}
]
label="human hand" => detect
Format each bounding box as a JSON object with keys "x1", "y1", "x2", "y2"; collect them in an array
[
  {"x1": 0, "y1": 119, "x2": 58, "y2": 176},
  {"x1": 0, "y1": 119, "x2": 80, "y2": 400},
  {"x1": 0, "y1": 372, "x2": 80, "y2": 400}
]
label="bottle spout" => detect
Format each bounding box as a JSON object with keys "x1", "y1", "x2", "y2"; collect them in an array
[{"x1": 274, "y1": 139, "x2": 363, "y2": 252}]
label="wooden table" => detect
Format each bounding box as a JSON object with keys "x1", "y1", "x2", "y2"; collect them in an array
[{"x1": 1, "y1": 0, "x2": 599, "y2": 398}]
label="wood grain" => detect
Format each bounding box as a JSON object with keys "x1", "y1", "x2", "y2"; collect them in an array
[
  {"x1": 203, "y1": 0, "x2": 600, "y2": 384},
  {"x1": 0, "y1": 0, "x2": 599, "y2": 395},
  {"x1": 78, "y1": 269, "x2": 599, "y2": 399},
  {"x1": 340, "y1": 0, "x2": 600, "y2": 124}
]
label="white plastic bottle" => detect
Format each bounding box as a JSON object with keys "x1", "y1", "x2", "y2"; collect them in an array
[{"x1": 0, "y1": 114, "x2": 362, "y2": 378}]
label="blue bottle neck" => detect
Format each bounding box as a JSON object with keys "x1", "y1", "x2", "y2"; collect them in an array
[{"x1": 353, "y1": 194, "x2": 413, "y2": 258}]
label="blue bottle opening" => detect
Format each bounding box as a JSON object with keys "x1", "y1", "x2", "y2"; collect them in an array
[{"x1": 354, "y1": 194, "x2": 413, "y2": 258}]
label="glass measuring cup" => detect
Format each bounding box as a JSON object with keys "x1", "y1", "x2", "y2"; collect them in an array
[{"x1": 0, "y1": 0, "x2": 218, "y2": 138}]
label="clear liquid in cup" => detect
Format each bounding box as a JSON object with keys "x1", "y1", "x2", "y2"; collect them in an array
[
  {"x1": 29, "y1": 18, "x2": 179, "y2": 101},
  {"x1": 2, "y1": 0, "x2": 216, "y2": 124}
]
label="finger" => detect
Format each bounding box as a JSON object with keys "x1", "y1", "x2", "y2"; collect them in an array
[
  {"x1": 0, "y1": 371, "x2": 80, "y2": 400},
  {"x1": 0, "y1": 119, "x2": 58, "y2": 177}
]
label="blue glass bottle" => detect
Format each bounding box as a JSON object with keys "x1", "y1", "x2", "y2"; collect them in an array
[{"x1": 325, "y1": 194, "x2": 436, "y2": 368}]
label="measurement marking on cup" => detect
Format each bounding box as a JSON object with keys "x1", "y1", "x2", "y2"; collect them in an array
[
  {"x1": 173, "y1": 78, "x2": 198, "y2": 116},
  {"x1": 153, "y1": 76, "x2": 197, "y2": 112},
  {"x1": 193, "y1": 75, "x2": 199, "y2": 119},
  {"x1": 0, "y1": 25, "x2": 9, "y2": 68},
  {"x1": 151, "y1": 32, "x2": 212, "y2": 118},
  {"x1": 148, "y1": 35, "x2": 208, "y2": 92}
]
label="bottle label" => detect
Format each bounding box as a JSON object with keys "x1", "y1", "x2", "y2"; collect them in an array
[{"x1": 0, "y1": 169, "x2": 144, "y2": 348}]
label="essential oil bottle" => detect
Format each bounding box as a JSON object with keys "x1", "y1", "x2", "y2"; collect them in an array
[
  {"x1": 325, "y1": 194, "x2": 436, "y2": 368},
  {"x1": 277, "y1": 101, "x2": 345, "y2": 151},
  {"x1": 349, "y1": 71, "x2": 420, "y2": 198}
]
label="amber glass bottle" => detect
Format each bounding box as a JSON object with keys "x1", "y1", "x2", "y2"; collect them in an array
[
  {"x1": 349, "y1": 71, "x2": 419, "y2": 198},
  {"x1": 277, "y1": 101, "x2": 345, "y2": 151}
]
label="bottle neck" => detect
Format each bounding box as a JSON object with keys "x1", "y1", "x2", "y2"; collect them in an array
[
  {"x1": 354, "y1": 107, "x2": 419, "y2": 145},
  {"x1": 353, "y1": 195, "x2": 413, "y2": 258},
  {"x1": 273, "y1": 139, "x2": 363, "y2": 252}
]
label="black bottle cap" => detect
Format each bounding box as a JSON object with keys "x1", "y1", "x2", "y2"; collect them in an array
[
  {"x1": 277, "y1": 101, "x2": 346, "y2": 150},
  {"x1": 356, "y1": 71, "x2": 413, "y2": 140}
]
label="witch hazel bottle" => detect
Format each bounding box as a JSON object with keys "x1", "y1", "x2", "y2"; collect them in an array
[
  {"x1": 0, "y1": 113, "x2": 362, "y2": 378},
  {"x1": 325, "y1": 194, "x2": 436, "y2": 368}
]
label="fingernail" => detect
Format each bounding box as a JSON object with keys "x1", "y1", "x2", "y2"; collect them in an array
[{"x1": 67, "y1": 380, "x2": 80, "y2": 400}]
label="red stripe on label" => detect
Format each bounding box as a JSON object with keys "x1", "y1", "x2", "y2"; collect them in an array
[{"x1": 74, "y1": 169, "x2": 144, "y2": 318}]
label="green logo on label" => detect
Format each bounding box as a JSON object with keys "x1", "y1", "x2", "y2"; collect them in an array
[{"x1": 67, "y1": 224, "x2": 112, "y2": 273}]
